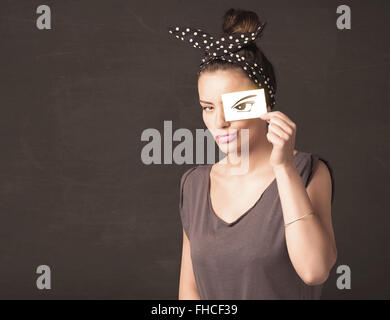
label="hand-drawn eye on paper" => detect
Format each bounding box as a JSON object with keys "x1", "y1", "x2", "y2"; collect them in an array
[{"x1": 231, "y1": 94, "x2": 257, "y2": 112}]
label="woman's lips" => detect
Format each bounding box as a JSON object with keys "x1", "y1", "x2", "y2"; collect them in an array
[{"x1": 216, "y1": 131, "x2": 238, "y2": 144}]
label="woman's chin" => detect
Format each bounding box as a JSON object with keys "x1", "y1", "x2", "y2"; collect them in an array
[{"x1": 217, "y1": 142, "x2": 240, "y2": 154}]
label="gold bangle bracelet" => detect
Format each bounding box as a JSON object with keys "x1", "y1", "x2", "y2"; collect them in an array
[{"x1": 284, "y1": 211, "x2": 314, "y2": 227}]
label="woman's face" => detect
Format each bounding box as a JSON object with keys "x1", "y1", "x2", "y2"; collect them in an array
[{"x1": 198, "y1": 68, "x2": 270, "y2": 155}]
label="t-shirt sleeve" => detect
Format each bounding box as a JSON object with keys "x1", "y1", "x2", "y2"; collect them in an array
[
  {"x1": 307, "y1": 154, "x2": 335, "y2": 205},
  {"x1": 179, "y1": 167, "x2": 197, "y2": 240}
]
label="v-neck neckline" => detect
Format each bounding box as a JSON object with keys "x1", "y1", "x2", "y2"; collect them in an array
[{"x1": 207, "y1": 151, "x2": 301, "y2": 226}]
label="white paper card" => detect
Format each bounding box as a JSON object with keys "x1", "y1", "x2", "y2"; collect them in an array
[{"x1": 221, "y1": 88, "x2": 267, "y2": 121}]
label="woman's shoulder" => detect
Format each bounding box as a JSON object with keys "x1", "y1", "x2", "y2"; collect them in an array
[
  {"x1": 297, "y1": 150, "x2": 335, "y2": 204},
  {"x1": 179, "y1": 164, "x2": 211, "y2": 190},
  {"x1": 295, "y1": 150, "x2": 328, "y2": 167},
  {"x1": 298, "y1": 150, "x2": 334, "y2": 174},
  {"x1": 295, "y1": 150, "x2": 331, "y2": 174}
]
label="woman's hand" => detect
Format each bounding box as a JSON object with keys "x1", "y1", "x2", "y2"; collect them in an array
[{"x1": 259, "y1": 111, "x2": 297, "y2": 169}]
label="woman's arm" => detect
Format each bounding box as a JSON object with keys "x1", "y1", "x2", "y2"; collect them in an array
[
  {"x1": 178, "y1": 228, "x2": 200, "y2": 299},
  {"x1": 274, "y1": 159, "x2": 337, "y2": 286},
  {"x1": 259, "y1": 110, "x2": 337, "y2": 286}
]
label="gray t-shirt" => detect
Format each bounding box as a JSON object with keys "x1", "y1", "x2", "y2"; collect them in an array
[{"x1": 179, "y1": 151, "x2": 335, "y2": 299}]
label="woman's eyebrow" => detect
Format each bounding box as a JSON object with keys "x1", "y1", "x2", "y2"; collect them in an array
[{"x1": 199, "y1": 99, "x2": 214, "y2": 105}]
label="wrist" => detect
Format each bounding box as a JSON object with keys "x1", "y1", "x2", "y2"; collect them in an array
[{"x1": 272, "y1": 160, "x2": 296, "y2": 173}]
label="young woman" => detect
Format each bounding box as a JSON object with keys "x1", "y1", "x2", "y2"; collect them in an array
[{"x1": 173, "y1": 8, "x2": 337, "y2": 299}]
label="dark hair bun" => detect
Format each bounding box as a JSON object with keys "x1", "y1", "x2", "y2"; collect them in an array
[{"x1": 222, "y1": 8, "x2": 264, "y2": 35}]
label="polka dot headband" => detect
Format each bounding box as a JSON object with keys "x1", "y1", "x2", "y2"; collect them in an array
[{"x1": 167, "y1": 22, "x2": 275, "y2": 107}]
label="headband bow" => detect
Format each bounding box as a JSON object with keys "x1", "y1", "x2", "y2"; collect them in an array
[{"x1": 167, "y1": 22, "x2": 275, "y2": 107}]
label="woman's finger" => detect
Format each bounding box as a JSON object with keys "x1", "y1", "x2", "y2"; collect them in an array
[
  {"x1": 271, "y1": 111, "x2": 296, "y2": 128},
  {"x1": 268, "y1": 122, "x2": 290, "y2": 140},
  {"x1": 268, "y1": 117, "x2": 294, "y2": 136},
  {"x1": 266, "y1": 131, "x2": 283, "y2": 146},
  {"x1": 262, "y1": 111, "x2": 295, "y2": 129}
]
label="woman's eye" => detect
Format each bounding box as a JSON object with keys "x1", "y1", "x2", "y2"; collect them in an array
[
  {"x1": 232, "y1": 101, "x2": 255, "y2": 112},
  {"x1": 202, "y1": 106, "x2": 213, "y2": 111}
]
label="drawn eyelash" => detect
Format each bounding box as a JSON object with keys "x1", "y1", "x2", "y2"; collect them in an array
[{"x1": 231, "y1": 94, "x2": 257, "y2": 112}]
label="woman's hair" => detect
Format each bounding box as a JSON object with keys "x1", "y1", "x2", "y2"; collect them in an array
[{"x1": 199, "y1": 8, "x2": 277, "y2": 109}]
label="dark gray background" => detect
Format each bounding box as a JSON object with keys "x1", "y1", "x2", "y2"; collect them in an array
[{"x1": 0, "y1": 0, "x2": 388, "y2": 299}]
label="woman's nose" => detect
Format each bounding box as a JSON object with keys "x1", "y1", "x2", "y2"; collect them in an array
[{"x1": 215, "y1": 105, "x2": 229, "y2": 128}]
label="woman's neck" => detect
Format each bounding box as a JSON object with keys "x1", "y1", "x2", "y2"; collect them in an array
[{"x1": 218, "y1": 139, "x2": 274, "y2": 176}]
